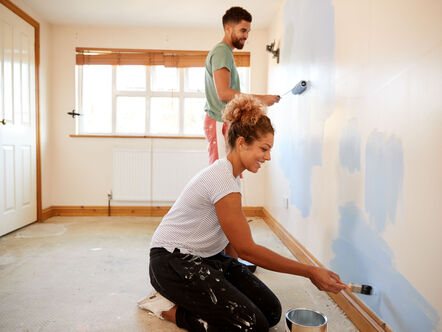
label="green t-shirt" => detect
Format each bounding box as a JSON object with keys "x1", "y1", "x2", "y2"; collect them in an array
[{"x1": 204, "y1": 42, "x2": 240, "y2": 122}]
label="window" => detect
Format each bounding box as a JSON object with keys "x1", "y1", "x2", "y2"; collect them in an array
[{"x1": 75, "y1": 48, "x2": 250, "y2": 137}]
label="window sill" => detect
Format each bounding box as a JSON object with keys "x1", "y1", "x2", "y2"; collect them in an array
[{"x1": 70, "y1": 134, "x2": 205, "y2": 140}]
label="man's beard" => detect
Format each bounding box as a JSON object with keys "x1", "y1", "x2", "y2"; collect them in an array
[{"x1": 232, "y1": 35, "x2": 245, "y2": 49}]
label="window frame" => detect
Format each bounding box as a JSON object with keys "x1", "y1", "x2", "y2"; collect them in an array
[
  {"x1": 75, "y1": 63, "x2": 250, "y2": 138},
  {"x1": 76, "y1": 65, "x2": 207, "y2": 137}
]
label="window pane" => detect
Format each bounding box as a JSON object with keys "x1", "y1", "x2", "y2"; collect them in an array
[
  {"x1": 151, "y1": 66, "x2": 179, "y2": 91},
  {"x1": 184, "y1": 67, "x2": 205, "y2": 92},
  {"x1": 150, "y1": 97, "x2": 179, "y2": 134},
  {"x1": 184, "y1": 98, "x2": 205, "y2": 135},
  {"x1": 116, "y1": 96, "x2": 146, "y2": 134},
  {"x1": 238, "y1": 67, "x2": 250, "y2": 93},
  {"x1": 80, "y1": 65, "x2": 112, "y2": 133},
  {"x1": 116, "y1": 65, "x2": 146, "y2": 91}
]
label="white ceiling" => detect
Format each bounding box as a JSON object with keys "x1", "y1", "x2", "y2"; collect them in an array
[{"x1": 19, "y1": 0, "x2": 282, "y2": 29}]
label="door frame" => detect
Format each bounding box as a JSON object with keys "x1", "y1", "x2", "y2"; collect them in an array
[{"x1": 1, "y1": 0, "x2": 41, "y2": 221}]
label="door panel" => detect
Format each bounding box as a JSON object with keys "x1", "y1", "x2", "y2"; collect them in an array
[
  {"x1": 2, "y1": 145, "x2": 15, "y2": 212},
  {"x1": 2, "y1": 19, "x2": 13, "y2": 123},
  {"x1": 22, "y1": 145, "x2": 32, "y2": 206},
  {"x1": 0, "y1": 4, "x2": 36, "y2": 236}
]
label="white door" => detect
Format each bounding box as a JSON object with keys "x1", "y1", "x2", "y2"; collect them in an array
[{"x1": 0, "y1": 5, "x2": 36, "y2": 236}]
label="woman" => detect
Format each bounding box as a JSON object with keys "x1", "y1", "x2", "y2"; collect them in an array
[{"x1": 146, "y1": 94, "x2": 347, "y2": 331}]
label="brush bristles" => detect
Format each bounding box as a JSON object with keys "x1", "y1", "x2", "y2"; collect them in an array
[{"x1": 349, "y1": 283, "x2": 373, "y2": 295}]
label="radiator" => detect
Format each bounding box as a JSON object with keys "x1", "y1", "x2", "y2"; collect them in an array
[
  {"x1": 112, "y1": 149, "x2": 152, "y2": 201},
  {"x1": 112, "y1": 148, "x2": 208, "y2": 202}
]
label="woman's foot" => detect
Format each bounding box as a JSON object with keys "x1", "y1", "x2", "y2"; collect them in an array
[
  {"x1": 138, "y1": 291, "x2": 175, "y2": 320},
  {"x1": 161, "y1": 305, "x2": 177, "y2": 323}
]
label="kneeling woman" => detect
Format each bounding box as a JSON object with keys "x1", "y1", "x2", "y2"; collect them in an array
[{"x1": 148, "y1": 94, "x2": 347, "y2": 331}]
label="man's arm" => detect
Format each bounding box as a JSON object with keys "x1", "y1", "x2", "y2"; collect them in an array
[
  {"x1": 213, "y1": 68, "x2": 240, "y2": 102},
  {"x1": 213, "y1": 68, "x2": 280, "y2": 106}
]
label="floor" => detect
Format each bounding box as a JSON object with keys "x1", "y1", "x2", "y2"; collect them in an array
[{"x1": 0, "y1": 216, "x2": 358, "y2": 332}]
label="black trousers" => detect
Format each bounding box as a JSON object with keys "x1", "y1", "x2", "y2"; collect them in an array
[{"x1": 149, "y1": 247, "x2": 281, "y2": 332}]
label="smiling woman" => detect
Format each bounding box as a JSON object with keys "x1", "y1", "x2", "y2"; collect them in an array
[
  {"x1": 222, "y1": 93, "x2": 274, "y2": 175},
  {"x1": 146, "y1": 94, "x2": 348, "y2": 331}
]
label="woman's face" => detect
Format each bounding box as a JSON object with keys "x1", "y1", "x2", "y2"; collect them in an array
[{"x1": 239, "y1": 133, "x2": 274, "y2": 173}]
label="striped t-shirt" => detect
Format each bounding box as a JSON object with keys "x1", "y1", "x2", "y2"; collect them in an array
[{"x1": 150, "y1": 158, "x2": 241, "y2": 257}]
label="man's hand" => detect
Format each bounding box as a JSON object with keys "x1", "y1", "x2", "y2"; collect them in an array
[
  {"x1": 259, "y1": 94, "x2": 280, "y2": 106},
  {"x1": 308, "y1": 266, "x2": 348, "y2": 294}
]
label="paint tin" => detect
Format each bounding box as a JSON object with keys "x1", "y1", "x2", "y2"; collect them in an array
[{"x1": 285, "y1": 308, "x2": 328, "y2": 332}]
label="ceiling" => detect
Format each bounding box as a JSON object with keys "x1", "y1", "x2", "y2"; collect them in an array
[{"x1": 19, "y1": 0, "x2": 282, "y2": 29}]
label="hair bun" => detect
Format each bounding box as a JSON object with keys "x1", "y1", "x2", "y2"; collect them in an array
[{"x1": 222, "y1": 94, "x2": 267, "y2": 126}]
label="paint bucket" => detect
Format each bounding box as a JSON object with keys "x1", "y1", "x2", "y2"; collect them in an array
[{"x1": 285, "y1": 308, "x2": 328, "y2": 332}]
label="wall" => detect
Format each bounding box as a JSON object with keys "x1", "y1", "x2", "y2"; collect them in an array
[
  {"x1": 48, "y1": 24, "x2": 270, "y2": 207},
  {"x1": 10, "y1": 0, "x2": 52, "y2": 209},
  {"x1": 265, "y1": 0, "x2": 441, "y2": 331}
]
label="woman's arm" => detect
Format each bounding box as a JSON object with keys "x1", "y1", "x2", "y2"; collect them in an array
[
  {"x1": 215, "y1": 193, "x2": 348, "y2": 294},
  {"x1": 224, "y1": 242, "x2": 238, "y2": 258}
]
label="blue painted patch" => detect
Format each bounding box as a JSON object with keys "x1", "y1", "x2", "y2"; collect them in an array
[
  {"x1": 277, "y1": 133, "x2": 321, "y2": 217},
  {"x1": 365, "y1": 131, "x2": 404, "y2": 233},
  {"x1": 331, "y1": 203, "x2": 440, "y2": 332},
  {"x1": 339, "y1": 119, "x2": 361, "y2": 173},
  {"x1": 276, "y1": 0, "x2": 335, "y2": 217}
]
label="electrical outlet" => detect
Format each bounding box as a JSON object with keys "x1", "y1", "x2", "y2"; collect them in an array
[{"x1": 107, "y1": 190, "x2": 112, "y2": 200}]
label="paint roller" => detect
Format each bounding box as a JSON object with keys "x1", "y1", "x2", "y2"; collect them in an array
[{"x1": 279, "y1": 80, "x2": 308, "y2": 98}]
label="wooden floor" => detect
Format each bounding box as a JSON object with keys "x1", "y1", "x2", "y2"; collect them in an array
[{"x1": 0, "y1": 216, "x2": 358, "y2": 331}]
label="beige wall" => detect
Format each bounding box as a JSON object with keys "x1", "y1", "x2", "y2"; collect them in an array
[
  {"x1": 265, "y1": 0, "x2": 441, "y2": 330},
  {"x1": 48, "y1": 24, "x2": 270, "y2": 207}
]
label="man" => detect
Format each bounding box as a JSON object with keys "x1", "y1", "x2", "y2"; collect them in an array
[
  {"x1": 204, "y1": 6, "x2": 280, "y2": 164},
  {"x1": 204, "y1": 7, "x2": 280, "y2": 272}
]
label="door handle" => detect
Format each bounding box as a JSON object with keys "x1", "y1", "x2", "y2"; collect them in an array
[{"x1": 1, "y1": 119, "x2": 6, "y2": 125}]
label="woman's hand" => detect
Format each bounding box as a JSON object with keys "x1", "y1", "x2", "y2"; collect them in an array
[{"x1": 308, "y1": 266, "x2": 348, "y2": 294}]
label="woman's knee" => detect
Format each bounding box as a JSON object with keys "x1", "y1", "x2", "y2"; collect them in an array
[
  {"x1": 242, "y1": 307, "x2": 273, "y2": 332},
  {"x1": 246, "y1": 314, "x2": 269, "y2": 332},
  {"x1": 233, "y1": 293, "x2": 281, "y2": 330},
  {"x1": 266, "y1": 299, "x2": 282, "y2": 327}
]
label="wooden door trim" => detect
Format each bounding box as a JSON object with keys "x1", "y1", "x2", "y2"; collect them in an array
[{"x1": 0, "y1": 0, "x2": 41, "y2": 221}]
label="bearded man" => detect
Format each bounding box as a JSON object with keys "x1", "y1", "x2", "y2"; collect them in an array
[{"x1": 204, "y1": 6, "x2": 280, "y2": 164}]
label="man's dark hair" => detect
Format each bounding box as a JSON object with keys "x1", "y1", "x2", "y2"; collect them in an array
[{"x1": 222, "y1": 7, "x2": 252, "y2": 27}]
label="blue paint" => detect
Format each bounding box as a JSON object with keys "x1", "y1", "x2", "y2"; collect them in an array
[
  {"x1": 339, "y1": 119, "x2": 361, "y2": 173},
  {"x1": 331, "y1": 203, "x2": 440, "y2": 331},
  {"x1": 365, "y1": 131, "x2": 404, "y2": 233},
  {"x1": 277, "y1": 133, "x2": 322, "y2": 217},
  {"x1": 278, "y1": 1, "x2": 439, "y2": 329},
  {"x1": 276, "y1": 0, "x2": 335, "y2": 217}
]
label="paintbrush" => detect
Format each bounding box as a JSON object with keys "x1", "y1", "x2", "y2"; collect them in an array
[{"x1": 349, "y1": 283, "x2": 373, "y2": 295}]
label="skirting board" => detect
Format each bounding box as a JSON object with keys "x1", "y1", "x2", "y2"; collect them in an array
[
  {"x1": 261, "y1": 208, "x2": 392, "y2": 332},
  {"x1": 41, "y1": 206, "x2": 264, "y2": 220},
  {"x1": 40, "y1": 205, "x2": 390, "y2": 331}
]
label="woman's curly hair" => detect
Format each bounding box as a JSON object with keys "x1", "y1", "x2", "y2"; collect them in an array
[{"x1": 222, "y1": 94, "x2": 274, "y2": 148}]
